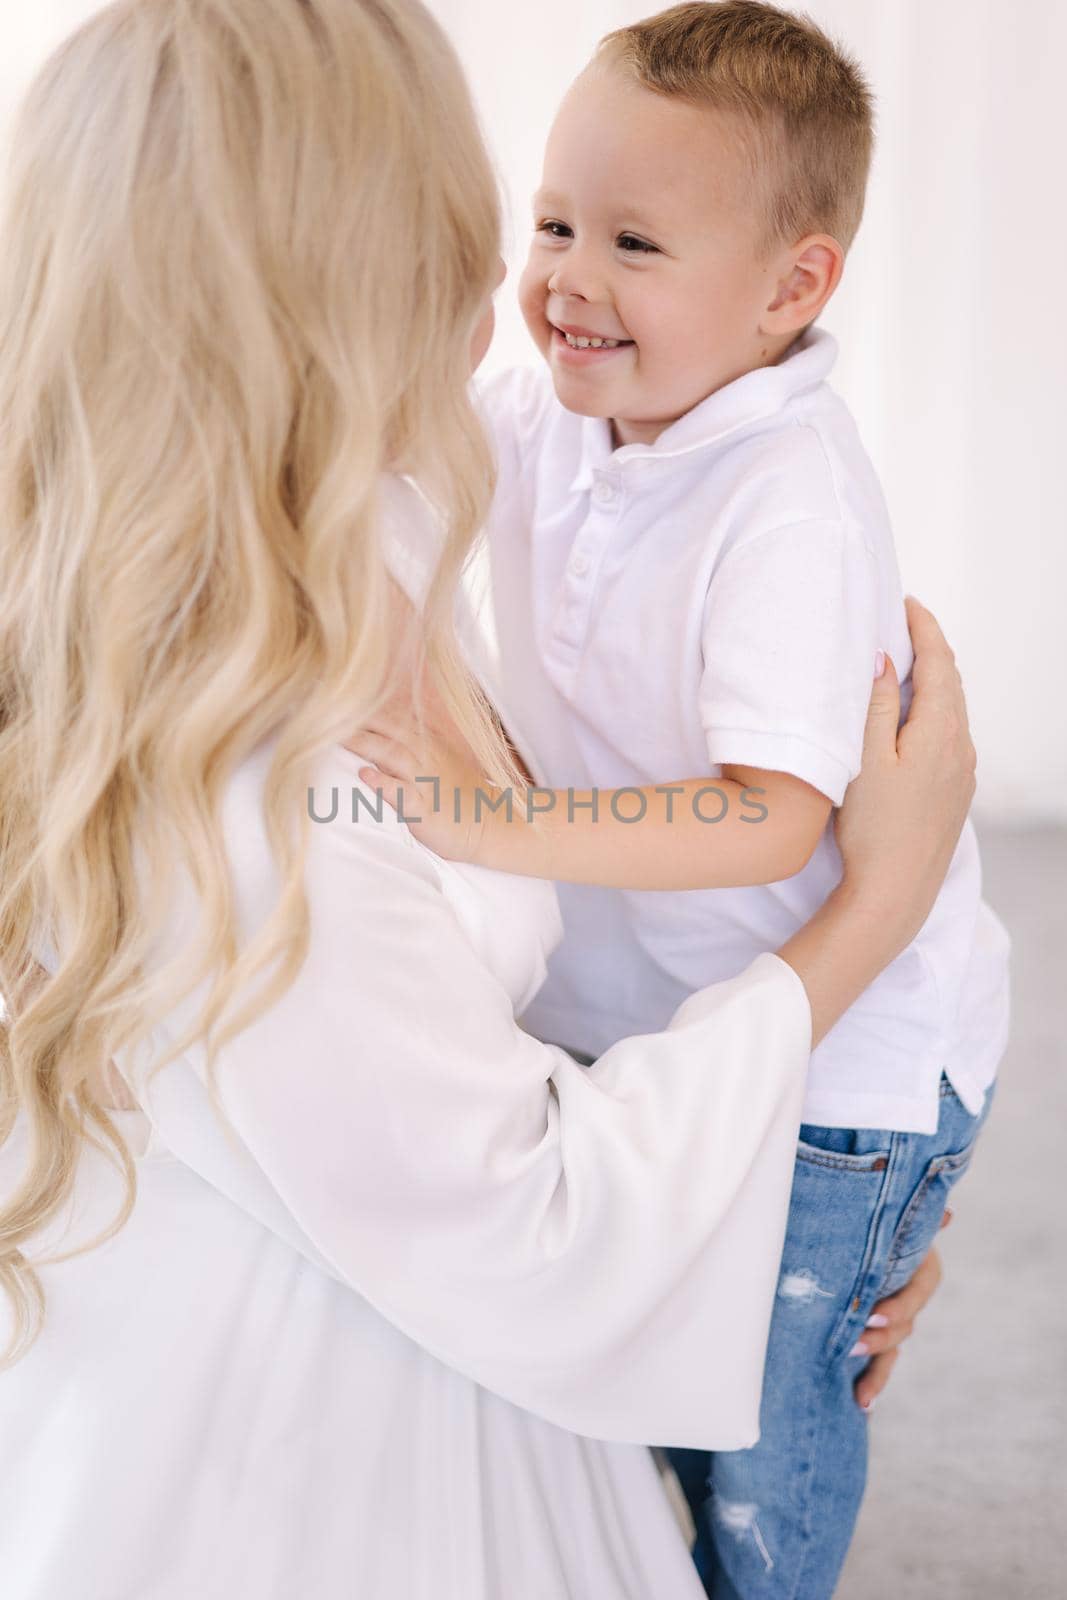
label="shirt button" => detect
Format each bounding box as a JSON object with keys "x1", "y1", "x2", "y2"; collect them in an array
[
  {"x1": 592, "y1": 478, "x2": 616, "y2": 505},
  {"x1": 569, "y1": 553, "x2": 590, "y2": 577}
]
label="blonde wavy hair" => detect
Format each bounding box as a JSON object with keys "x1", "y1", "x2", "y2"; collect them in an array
[{"x1": 0, "y1": 0, "x2": 522, "y2": 1363}]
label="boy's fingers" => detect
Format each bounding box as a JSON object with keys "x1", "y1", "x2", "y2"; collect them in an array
[
  {"x1": 369, "y1": 714, "x2": 421, "y2": 748},
  {"x1": 352, "y1": 732, "x2": 415, "y2": 779},
  {"x1": 358, "y1": 767, "x2": 400, "y2": 811}
]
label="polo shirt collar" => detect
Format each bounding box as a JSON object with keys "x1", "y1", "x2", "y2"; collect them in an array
[{"x1": 568, "y1": 326, "x2": 838, "y2": 494}]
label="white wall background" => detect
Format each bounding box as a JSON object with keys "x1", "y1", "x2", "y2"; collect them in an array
[{"x1": 2, "y1": 2, "x2": 1064, "y2": 822}]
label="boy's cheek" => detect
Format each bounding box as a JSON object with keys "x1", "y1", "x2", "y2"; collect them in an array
[{"x1": 517, "y1": 274, "x2": 553, "y2": 356}]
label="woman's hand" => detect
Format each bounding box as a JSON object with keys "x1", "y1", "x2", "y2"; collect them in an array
[
  {"x1": 853, "y1": 1209, "x2": 953, "y2": 1411},
  {"x1": 835, "y1": 596, "x2": 977, "y2": 949}
]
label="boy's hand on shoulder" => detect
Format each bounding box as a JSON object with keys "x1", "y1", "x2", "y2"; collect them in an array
[{"x1": 348, "y1": 716, "x2": 495, "y2": 864}]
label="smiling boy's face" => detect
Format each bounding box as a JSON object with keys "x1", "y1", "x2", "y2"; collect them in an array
[{"x1": 518, "y1": 62, "x2": 792, "y2": 447}]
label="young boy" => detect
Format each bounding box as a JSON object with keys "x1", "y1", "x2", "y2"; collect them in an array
[{"x1": 356, "y1": 4, "x2": 1011, "y2": 1595}]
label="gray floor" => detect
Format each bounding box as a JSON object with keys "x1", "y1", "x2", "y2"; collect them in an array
[{"x1": 837, "y1": 824, "x2": 1066, "y2": 1599}]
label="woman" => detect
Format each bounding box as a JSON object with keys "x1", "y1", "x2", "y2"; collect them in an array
[{"x1": 0, "y1": 2, "x2": 973, "y2": 1596}]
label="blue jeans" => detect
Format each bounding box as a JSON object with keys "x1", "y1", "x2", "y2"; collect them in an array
[{"x1": 667, "y1": 1074, "x2": 992, "y2": 1600}]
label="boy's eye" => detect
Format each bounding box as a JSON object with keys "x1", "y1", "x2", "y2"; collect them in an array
[
  {"x1": 617, "y1": 233, "x2": 658, "y2": 254},
  {"x1": 536, "y1": 220, "x2": 572, "y2": 240}
]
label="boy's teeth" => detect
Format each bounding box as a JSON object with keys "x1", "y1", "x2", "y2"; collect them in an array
[{"x1": 563, "y1": 331, "x2": 621, "y2": 349}]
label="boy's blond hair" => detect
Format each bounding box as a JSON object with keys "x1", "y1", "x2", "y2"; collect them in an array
[{"x1": 599, "y1": 1, "x2": 874, "y2": 252}]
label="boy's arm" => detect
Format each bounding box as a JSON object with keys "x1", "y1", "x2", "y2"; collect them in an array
[
  {"x1": 350, "y1": 719, "x2": 832, "y2": 890},
  {"x1": 472, "y1": 764, "x2": 831, "y2": 889}
]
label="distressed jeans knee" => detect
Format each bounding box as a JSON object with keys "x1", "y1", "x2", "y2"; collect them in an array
[
  {"x1": 776, "y1": 1267, "x2": 833, "y2": 1305},
  {"x1": 712, "y1": 1494, "x2": 775, "y2": 1575}
]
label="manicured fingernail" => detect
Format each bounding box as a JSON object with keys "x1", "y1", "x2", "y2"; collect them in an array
[
  {"x1": 861, "y1": 1396, "x2": 877, "y2": 1414},
  {"x1": 849, "y1": 1341, "x2": 869, "y2": 1357},
  {"x1": 865, "y1": 1314, "x2": 889, "y2": 1329},
  {"x1": 874, "y1": 650, "x2": 886, "y2": 678}
]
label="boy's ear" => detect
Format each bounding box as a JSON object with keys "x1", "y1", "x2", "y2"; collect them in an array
[{"x1": 760, "y1": 235, "x2": 845, "y2": 336}]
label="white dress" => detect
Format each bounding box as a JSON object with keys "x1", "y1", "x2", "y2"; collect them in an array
[{"x1": 0, "y1": 483, "x2": 813, "y2": 1600}]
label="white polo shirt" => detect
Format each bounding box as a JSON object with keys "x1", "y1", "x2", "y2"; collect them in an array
[{"x1": 469, "y1": 328, "x2": 1010, "y2": 1135}]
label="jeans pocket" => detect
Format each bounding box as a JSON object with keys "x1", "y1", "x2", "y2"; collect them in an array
[
  {"x1": 876, "y1": 1143, "x2": 976, "y2": 1299},
  {"x1": 794, "y1": 1140, "x2": 893, "y2": 1178},
  {"x1": 795, "y1": 1123, "x2": 893, "y2": 1174}
]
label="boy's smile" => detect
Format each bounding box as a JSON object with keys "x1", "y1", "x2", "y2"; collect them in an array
[
  {"x1": 551, "y1": 321, "x2": 635, "y2": 363},
  {"x1": 518, "y1": 61, "x2": 800, "y2": 446}
]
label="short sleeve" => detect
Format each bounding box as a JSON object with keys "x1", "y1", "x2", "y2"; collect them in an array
[
  {"x1": 698, "y1": 518, "x2": 880, "y2": 804},
  {"x1": 145, "y1": 750, "x2": 813, "y2": 1451}
]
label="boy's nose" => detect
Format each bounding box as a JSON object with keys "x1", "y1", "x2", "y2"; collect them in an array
[
  {"x1": 548, "y1": 267, "x2": 588, "y2": 301},
  {"x1": 547, "y1": 251, "x2": 599, "y2": 302}
]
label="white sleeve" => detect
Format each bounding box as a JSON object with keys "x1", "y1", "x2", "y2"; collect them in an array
[
  {"x1": 180, "y1": 758, "x2": 812, "y2": 1451},
  {"x1": 698, "y1": 518, "x2": 880, "y2": 804}
]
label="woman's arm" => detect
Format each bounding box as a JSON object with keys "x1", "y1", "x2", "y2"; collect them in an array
[{"x1": 778, "y1": 598, "x2": 977, "y2": 1047}]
